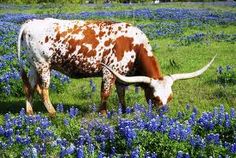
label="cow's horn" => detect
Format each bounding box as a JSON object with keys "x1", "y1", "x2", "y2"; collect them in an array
[
  {"x1": 170, "y1": 54, "x2": 217, "y2": 82},
  {"x1": 101, "y1": 63, "x2": 151, "y2": 84}
]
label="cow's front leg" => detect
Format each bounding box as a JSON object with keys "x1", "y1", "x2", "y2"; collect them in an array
[
  {"x1": 99, "y1": 72, "x2": 115, "y2": 115},
  {"x1": 37, "y1": 66, "x2": 56, "y2": 117},
  {"x1": 115, "y1": 83, "x2": 126, "y2": 113}
]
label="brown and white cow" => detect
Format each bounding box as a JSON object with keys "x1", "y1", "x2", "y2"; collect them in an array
[{"x1": 17, "y1": 18, "x2": 216, "y2": 116}]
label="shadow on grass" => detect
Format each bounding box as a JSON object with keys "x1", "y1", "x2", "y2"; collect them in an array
[{"x1": 0, "y1": 98, "x2": 91, "y2": 115}]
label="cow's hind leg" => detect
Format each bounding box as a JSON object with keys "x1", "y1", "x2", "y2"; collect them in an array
[
  {"x1": 21, "y1": 67, "x2": 37, "y2": 115},
  {"x1": 115, "y1": 83, "x2": 126, "y2": 113},
  {"x1": 99, "y1": 70, "x2": 115, "y2": 115},
  {"x1": 36, "y1": 66, "x2": 56, "y2": 117}
]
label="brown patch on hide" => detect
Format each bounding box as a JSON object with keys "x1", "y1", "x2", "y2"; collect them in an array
[
  {"x1": 45, "y1": 36, "x2": 49, "y2": 43},
  {"x1": 104, "y1": 39, "x2": 112, "y2": 47},
  {"x1": 98, "y1": 31, "x2": 106, "y2": 38},
  {"x1": 103, "y1": 49, "x2": 110, "y2": 57},
  {"x1": 113, "y1": 36, "x2": 134, "y2": 61},
  {"x1": 134, "y1": 44, "x2": 163, "y2": 80},
  {"x1": 81, "y1": 27, "x2": 99, "y2": 49},
  {"x1": 126, "y1": 61, "x2": 134, "y2": 70}
]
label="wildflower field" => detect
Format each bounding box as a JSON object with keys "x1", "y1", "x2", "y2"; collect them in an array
[{"x1": 0, "y1": 2, "x2": 236, "y2": 157}]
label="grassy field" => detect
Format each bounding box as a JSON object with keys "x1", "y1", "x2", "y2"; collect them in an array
[
  {"x1": 0, "y1": 2, "x2": 236, "y2": 157},
  {"x1": 1, "y1": 2, "x2": 235, "y2": 115}
]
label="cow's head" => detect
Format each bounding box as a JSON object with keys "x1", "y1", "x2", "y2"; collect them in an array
[{"x1": 101, "y1": 55, "x2": 216, "y2": 107}]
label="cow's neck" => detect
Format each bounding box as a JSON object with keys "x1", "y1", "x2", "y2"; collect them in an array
[{"x1": 135, "y1": 44, "x2": 163, "y2": 80}]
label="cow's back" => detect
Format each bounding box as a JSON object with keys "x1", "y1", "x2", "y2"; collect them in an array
[{"x1": 21, "y1": 18, "x2": 153, "y2": 78}]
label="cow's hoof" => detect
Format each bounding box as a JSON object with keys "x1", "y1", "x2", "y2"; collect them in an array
[
  {"x1": 26, "y1": 110, "x2": 34, "y2": 116},
  {"x1": 99, "y1": 110, "x2": 107, "y2": 116},
  {"x1": 49, "y1": 112, "x2": 56, "y2": 118}
]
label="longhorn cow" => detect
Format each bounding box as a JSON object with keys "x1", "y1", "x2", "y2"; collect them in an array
[{"x1": 17, "y1": 18, "x2": 216, "y2": 116}]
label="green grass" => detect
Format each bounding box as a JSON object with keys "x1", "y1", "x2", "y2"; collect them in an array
[{"x1": 0, "y1": 2, "x2": 235, "y2": 119}]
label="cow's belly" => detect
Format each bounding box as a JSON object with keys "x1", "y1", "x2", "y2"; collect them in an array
[{"x1": 51, "y1": 54, "x2": 103, "y2": 78}]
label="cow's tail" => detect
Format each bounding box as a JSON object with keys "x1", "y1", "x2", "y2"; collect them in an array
[{"x1": 17, "y1": 24, "x2": 29, "y2": 88}]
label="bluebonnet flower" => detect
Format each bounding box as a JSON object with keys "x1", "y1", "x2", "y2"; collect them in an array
[
  {"x1": 188, "y1": 112, "x2": 196, "y2": 125},
  {"x1": 159, "y1": 115, "x2": 169, "y2": 133},
  {"x1": 32, "y1": 146, "x2": 38, "y2": 158},
  {"x1": 41, "y1": 143, "x2": 47, "y2": 158},
  {"x1": 4, "y1": 128, "x2": 13, "y2": 138},
  {"x1": 64, "y1": 118, "x2": 69, "y2": 126},
  {"x1": 0, "y1": 126, "x2": 4, "y2": 135},
  {"x1": 13, "y1": 118, "x2": 22, "y2": 128},
  {"x1": 107, "y1": 110, "x2": 114, "y2": 119},
  {"x1": 135, "y1": 117, "x2": 145, "y2": 129},
  {"x1": 177, "y1": 111, "x2": 183, "y2": 119},
  {"x1": 98, "y1": 151, "x2": 104, "y2": 158},
  {"x1": 151, "y1": 152, "x2": 158, "y2": 158},
  {"x1": 68, "y1": 106, "x2": 79, "y2": 118},
  {"x1": 230, "y1": 108, "x2": 235, "y2": 118},
  {"x1": 126, "y1": 107, "x2": 132, "y2": 114},
  {"x1": 118, "y1": 103, "x2": 122, "y2": 115},
  {"x1": 21, "y1": 148, "x2": 30, "y2": 157},
  {"x1": 50, "y1": 83, "x2": 57, "y2": 91},
  {"x1": 35, "y1": 127, "x2": 41, "y2": 135},
  {"x1": 67, "y1": 143, "x2": 75, "y2": 155},
  {"x1": 146, "y1": 117, "x2": 160, "y2": 132},
  {"x1": 176, "y1": 151, "x2": 184, "y2": 158},
  {"x1": 225, "y1": 112, "x2": 231, "y2": 127},
  {"x1": 186, "y1": 103, "x2": 190, "y2": 110},
  {"x1": 19, "y1": 108, "x2": 26, "y2": 117},
  {"x1": 51, "y1": 70, "x2": 70, "y2": 85},
  {"x1": 226, "y1": 65, "x2": 232, "y2": 71},
  {"x1": 60, "y1": 146, "x2": 67, "y2": 157},
  {"x1": 4, "y1": 113, "x2": 10, "y2": 121},
  {"x1": 101, "y1": 141, "x2": 106, "y2": 152},
  {"x1": 110, "y1": 146, "x2": 116, "y2": 157},
  {"x1": 190, "y1": 135, "x2": 206, "y2": 149},
  {"x1": 89, "y1": 79, "x2": 96, "y2": 92},
  {"x1": 206, "y1": 133, "x2": 220, "y2": 145},
  {"x1": 185, "y1": 153, "x2": 190, "y2": 158},
  {"x1": 159, "y1": 105, "x2": 169, "y2": 115},
  {"x1": 180, "y1": 126, "x2": 191, "y2": 141},
  {"x1": 56, "y1": 103, "x2": 64, "y2": 113},
  {"x1": 40, "y1": 118, "x2": 51, "y2": 129},
  {"x1": 133, "y1": 103, "x2": 146, "y2": 113},
  {"x1": 213, "y1": 107, "x2": 219, "y2": 117},
  {"x1": 88, "y1": 143, "x2": 94, "y2": 154},
  {"x1": 91, "y1": 103, "x2": 97, "y2": 112},
  {"x1": 230, "y1": 143, "x2": 236, "y2": 153},
  {"x1": 224, "y1": 141, "x2": 231, "y2": 149},
  {"x1": 145, "y1": 152, "x2": 158, "y2": 158},
  {"x1": 118, "y1": 120, "x2": 136, "y2": 146},
  {"x1": 198, "y1": 112, "x2": 215, "y2": 130},
  {"x1": 77, "y1": 145, "x2": 84, "y2": 158},
  {"x1": 193, "y1": 106, "x2": 198, "y2": 114},
  {"x1": 131, "y1": 148, "x2": 139, "y2": 158},
  {"x1": 220, "y1": 104, "x2": 225, "y2": 114}
]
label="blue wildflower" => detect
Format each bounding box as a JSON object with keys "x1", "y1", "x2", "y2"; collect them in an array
[{"x1": 77, "y1": 146, "x2": 84, "y2": 158}]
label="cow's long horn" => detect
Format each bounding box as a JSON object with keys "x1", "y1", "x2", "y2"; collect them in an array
[
  {"x1": 170, "y1": 54, "x2": 217, "y2": 82},
  {"x1": 101, "y1": 63, "x2": 151, "y2": 84}
]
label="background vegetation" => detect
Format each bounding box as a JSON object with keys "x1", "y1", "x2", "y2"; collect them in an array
[{"x1": 0, "y1": 0, "x2": 235, "y2": 4}]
